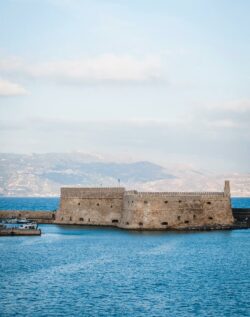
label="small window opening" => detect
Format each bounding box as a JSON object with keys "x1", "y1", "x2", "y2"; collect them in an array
[
  {"x1": 69, "y1": 217, "x2": 72, "y2": 221},
  {"x1": 126, "y1": 222, "x2": 129, "y2": 225},
  {"x1": 78, "y1": 202, "x2": 80, "y2": 206},
  {"x1": 139, "y1": 222, "x2": 143, "y2": 226},
  {"x1": 164, "y1": 201, "x2": 168, "y2": 204},
  {"x1": 79, "y1": 218, "x2": 83, "y2": 221},
  {"x1": 208, "y1": 217, "x2": 213, "y2": 220},
  {"x1": 207, "y1": 202, "x2": 211, "y2": 205},
  {"x1": 179, "y1": 200, "x2": 182, "y2": 203},
  {"x1": 161, "y1": 222, "x2": 168, "y2": 225},
  {"x1": 88, "y1": 218, "x2": 90, "y2": 222},
  {"x1": 184, "y1": 220, "x2": 189, "y2": 224},
  {"x1": 177, "y1": 216, "x2": 181, "y2": 220},
  {"x1": 144, "y1": 201, "x2": 148, "y2": 204},
  {"x1": 96, "y1": 203, "x2": 99, "y2": 206},
  {"x1": 112, "y1": 219, "x2": 118, "y2": 223},
  {"x1": 61, "y1": 217, "x2": 64, "y2": 221},
  {"x1": 110, "y1": 205, "x2": 113, "y2": 208},
  {"x1": 193, "y1": 215, "x2": 196, "y2": 219}
]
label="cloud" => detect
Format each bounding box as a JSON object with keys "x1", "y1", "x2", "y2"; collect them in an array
[
  {"x1": 0, "y1": 78, "x2": 28, "y2": 96},
  {"x1": 195, "y1": 99, "x2": 250, "y2": 130},
  {"x1": 0, "y1": 55, "x2": 162, "y2": 84},
  {"x1": 206, "y1": 119, "x2": 238, "y2": 128},
  {"x1": 205, "y1": 99, "x2": 250, "y2": 112}
]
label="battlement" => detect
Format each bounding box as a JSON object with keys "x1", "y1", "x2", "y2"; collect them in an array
[
  {"x1": 124, "y1": 191, "x2": 225, "y2": 197},
  {"x1": 61, "y1": 187, "x2": 125, "y2": 199}
]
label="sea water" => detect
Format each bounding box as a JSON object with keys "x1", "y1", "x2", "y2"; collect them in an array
[{"x1": 0, "y1": 198, "x2": 249, "y2": 317}]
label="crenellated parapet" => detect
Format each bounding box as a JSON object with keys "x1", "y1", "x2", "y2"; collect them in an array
[
  {"x1": 124, "y1": 191, "x2": 225, "y2": 197},
  {"x1": 61, "y1": 187, "x2": 125, "y2": 198}
]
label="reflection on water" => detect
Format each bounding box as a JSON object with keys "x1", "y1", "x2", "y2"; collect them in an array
[{"x1": 0, "y1": 225, "x2": 249, "y2": 317}]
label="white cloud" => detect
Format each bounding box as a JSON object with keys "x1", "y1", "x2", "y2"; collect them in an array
[
  {"x1": 206, "y1": 99, "x2": 250, "y2": 112},
  {"x1": 195, "y1": 99, "x2": 250, "y2": 130},
  {"x1": 0, "y1": 54, "x2": 162, "y2": 83},
  {"x1": 207, "y1": 119, "x2": 238, "y2": 128},
  {"x1": 0, "y1": 78, "x2": 28, "y2": 96}
]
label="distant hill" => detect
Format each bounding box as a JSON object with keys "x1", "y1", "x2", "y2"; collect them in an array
[
  {"x1": 0, "y1": 153, "x2": 249, "y2": 197},
  {"x1": 0, "y1": 153, "x2": 174, "y2": 196}
]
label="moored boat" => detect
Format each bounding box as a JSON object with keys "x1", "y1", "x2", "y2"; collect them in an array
[
  {"x1": 17, "y1": 218, "x2": 30, "y2": 224},
  {"x1": 19, "y1": 222, "x2": 38, "y2": 230}
]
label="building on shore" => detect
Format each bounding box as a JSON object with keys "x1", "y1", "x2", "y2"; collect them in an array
[{"x1": 55, "y1": 181, "x2": 234, "y2": 230}]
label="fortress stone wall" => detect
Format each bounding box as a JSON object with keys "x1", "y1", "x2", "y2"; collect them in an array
[
  {"x1": 55, "y1": 181, "x2": 234, "y2": 230},
  {"x1": 57, "y1": 187, "x2": 125, "y2": 226}
]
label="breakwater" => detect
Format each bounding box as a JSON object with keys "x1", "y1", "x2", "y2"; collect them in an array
[
  {"x1": 0, "y1": 228, "x2": 41, "y2": 236},
  {"x1": 0, "y1": 210, "x2": 55, "y2": 224},
  {"x1": 232, "y1": 208, "x2": 250, "y2": 224}
]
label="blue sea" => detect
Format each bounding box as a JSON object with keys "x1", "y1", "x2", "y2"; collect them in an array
[{"x1": 0, "y1": 197, "x2": 250, "y2": 317}]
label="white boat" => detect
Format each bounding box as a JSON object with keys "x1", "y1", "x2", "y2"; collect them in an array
[
  {"x1": 17, "y1": 218, "x2": 29, "y2": 224},
  {"x1": 5, "y1": 218, "x2": 18, "y2": 224},
  {"x1": 19, "y1": 223, "x2": 38, "y2": 230}
]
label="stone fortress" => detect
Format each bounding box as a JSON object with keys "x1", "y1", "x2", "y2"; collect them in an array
[{"x1": 56, "y1": 181, "x2": 234, "y2": 230}]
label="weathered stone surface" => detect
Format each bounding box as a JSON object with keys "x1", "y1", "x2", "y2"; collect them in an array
[
  {"x1": 56, "y1": 188, "x2": 125, "y2": 226},
  {"x1": 56, "y1": 182, "x2": 234, "y2": 230}
]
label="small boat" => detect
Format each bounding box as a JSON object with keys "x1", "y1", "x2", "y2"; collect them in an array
[
  {"x1": 17, "y1": 218, "x2": 30, "y2": 224},
  {"x1": 5, "y1": 218, "x2": 18, "y2": 224},
  {"x1": 19, "y1": 222, "x2": 38, "y2": 230}
]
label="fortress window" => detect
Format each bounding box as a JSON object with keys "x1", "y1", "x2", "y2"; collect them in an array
[
  {"x1": 164, "y1": 201, "x2": 168, "y2": 204},
  {"x1": 79, "y1": 218, "x2": 84, "y2": 221},
  {"x1": 88, "y1": 218, "x2": 90, "y2": 222},
  {"x1": 179, "y1": 200, "x2": 182, "y2": 203},
  {"x1": 61, "y1": 217, "x2": 64, "y2": 221},
  {"x1": 144, "y1": 201, "x2": 148, "y2": 204},
  {"x1": 207, "y1": 202, "x2": 211, "y2": 205},
  {"x1": 70, "y1": 217, "x2": 72, "y2": 221},
  {"x1": 177, "y1": 216, "x2": 181, "y2": 220},
  {"x1": 208, "y1": 217, "x2": 213, "y2": 220},
  {"x1": 78, "y1": 202, "x2": 80, "y2": 206},
  {"x1": 132, "y1": 201, "x2": 134, "y2": 203},
  {"x1": 184, "y1": 220, "x2": 189, "y2": 224},
  {"x1": 139, "y1": 222, "x2": 143, "y2": 226},
  {"x1": 112, "y1": 219, "x2": 118, "y2": 223},
  {"x1": 110, "y1": 205, "x2": 113, "y2": 208},
  {"x1": 126, "y1": 222, "x2": 129, "y2": 225},
  {"x1": 96, "y1": 203, "x2": 100, "y2": 206},
  {"x1": 193, "y1": 215, "x2": 196, "y2": 219},
  {"x1": 161, "y1": 222, "x2": 168, "y2": 225}
]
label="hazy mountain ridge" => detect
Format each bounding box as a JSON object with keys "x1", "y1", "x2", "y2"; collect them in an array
[
  {"x1": 0, "y1": 153, "x2": 173, "y2": 196},
  {"x1": 0, "y1": 153, "x2": 249, "y2": 197}
]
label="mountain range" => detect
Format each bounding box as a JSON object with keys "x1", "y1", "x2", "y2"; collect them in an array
[{"x1": 0, "y1": 153, "x2": 249, "y2": 197}]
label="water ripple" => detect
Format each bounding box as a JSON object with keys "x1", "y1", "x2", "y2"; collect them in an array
[{"x1": 0, "y1": 226, "x2": 250, "y2": 317}]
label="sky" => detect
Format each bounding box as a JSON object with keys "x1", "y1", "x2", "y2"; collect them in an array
[{"x1": 0, "y1": 0, "x2": 250, "y2": 172}]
